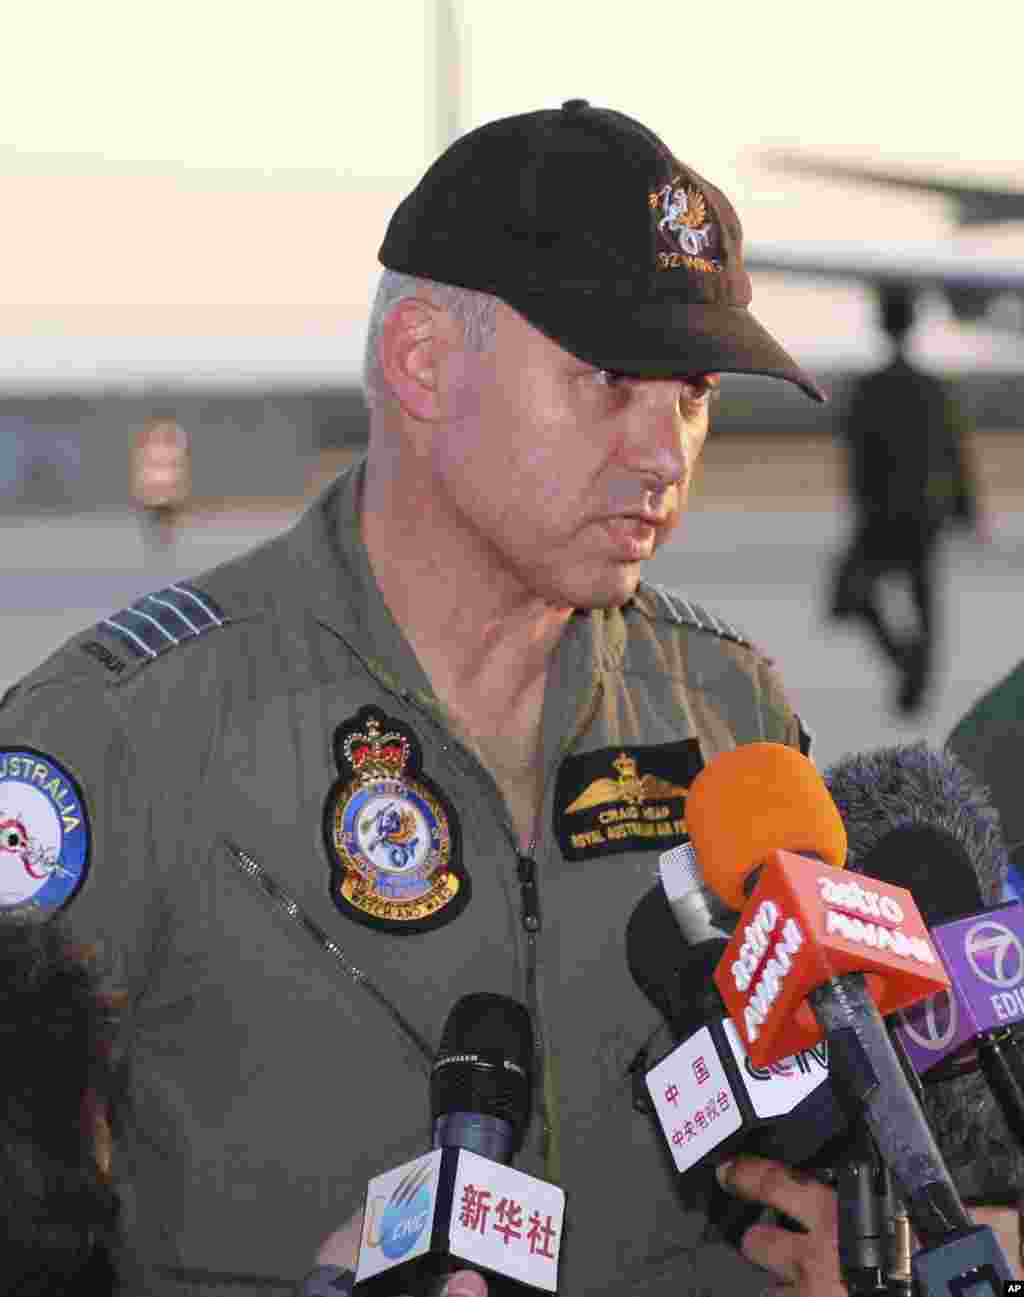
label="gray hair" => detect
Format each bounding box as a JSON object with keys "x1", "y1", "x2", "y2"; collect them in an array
[{"x1": 361, "y1": 270, "x2": 499, "y2": 411}]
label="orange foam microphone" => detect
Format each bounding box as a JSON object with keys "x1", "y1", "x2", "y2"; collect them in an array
[
  {"x1": 685, "y1": 740, "x2": 848, "y2": 909},
  {"x1": 686, "y1": 743, "x2": 949, "y2": 1066},
  {"x1": 685, "y1": 744, "x2": 975, "y2": 1248}
]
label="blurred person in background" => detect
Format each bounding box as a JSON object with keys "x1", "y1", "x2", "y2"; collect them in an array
[
  {"x1": 828, "y1": 286, "x2": 988, "y2": 714},
  {"x1": 130, "y1": 413, "x2": 192, "y2": 553}
]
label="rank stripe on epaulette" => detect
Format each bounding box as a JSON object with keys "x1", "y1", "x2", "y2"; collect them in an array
[
  {"x1": 640, "y1": 582, "x2": 750, "y2": 649},
  {"x1": 101, "y1": 584, "x2": 226, "y2": 660}
]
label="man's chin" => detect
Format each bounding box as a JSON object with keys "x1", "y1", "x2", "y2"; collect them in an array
[{"x1": 568, "y1": 563, "x2": 644, "y2": 611}]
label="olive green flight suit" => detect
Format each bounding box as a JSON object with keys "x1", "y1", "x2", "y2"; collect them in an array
[{"x1": 0, "y1": 458, "x2": 808, "y2": 1296}]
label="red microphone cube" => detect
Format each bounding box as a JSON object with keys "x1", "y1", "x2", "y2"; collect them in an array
[{"x1": 713, "y1": 850, "x2": 951, "y2": 1067}]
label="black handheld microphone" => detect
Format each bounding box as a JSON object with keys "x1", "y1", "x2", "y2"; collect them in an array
[
  {"x1": 356, "y1": 994, "x2": 565, "y2": 1294},
  {"x1": 626, "y1": 855, "x2": 854, "y2": 1259},
  {"x1": 431, "y1": 992, "x2": 533, "y2": 1163},
  {"x1": 626, "y1": 886, "x2": 849, "y2": 1175}
]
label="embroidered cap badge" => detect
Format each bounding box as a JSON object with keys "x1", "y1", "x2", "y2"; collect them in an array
[
  {"x1": 648, "y1": 177, "x2": 722, "y2": 273},
  {"x1": 323, "y1": 706, "x2": 468, "y2": 933}
]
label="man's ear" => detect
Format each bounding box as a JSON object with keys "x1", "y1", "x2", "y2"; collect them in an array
[{"x1": 377, "y1": 297, "x2": 451, "y2": 422}]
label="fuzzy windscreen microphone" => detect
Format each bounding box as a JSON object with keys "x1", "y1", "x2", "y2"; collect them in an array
[
  {"x1": 824, "y1": 741, "x2": 1007, "y2": 912},
  {"x1": 0, "y1": 915, "x2": 120, "y2": 1295},
  {"x1": 825, "y1": 741, "x2": 1023, "y2": 1204}
]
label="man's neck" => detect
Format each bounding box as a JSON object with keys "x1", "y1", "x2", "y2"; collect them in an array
[{"x1": 359, "y1": 447, "x2": 574, "y2": 718}]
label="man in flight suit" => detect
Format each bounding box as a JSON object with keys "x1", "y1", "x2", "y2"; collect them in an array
[{"x1": 1, "y1": 101, "x2": 850, "y2": 1296}]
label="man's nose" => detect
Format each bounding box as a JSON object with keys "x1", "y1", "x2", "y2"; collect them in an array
[{"x1": 617, "y1": 382, "x2": 696, "y2": 483}]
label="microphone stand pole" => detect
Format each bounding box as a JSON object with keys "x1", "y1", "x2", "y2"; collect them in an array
[
  {"x1": 835, "y1": 1116, "x2": 890, "y2": 1297},
  {"x1": 829, "y1": 1006, "x2": 1016, "y2": 1297}
]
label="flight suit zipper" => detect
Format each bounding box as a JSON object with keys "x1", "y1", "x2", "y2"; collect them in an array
[
  {"x1": 322, "y1": 626, "x2": 605, "y2": 1185},
  {"x1": 387, "y1": 676, "x2": 598, "y2": 1190},
  {"x1": 516, "y1": 853, "x2": 541, "y2": 933},
  {"x1": 514, "y1": 677, "x2": 605, "y2": 1189},
  {"x1": 514, "y1": 840, "x2": 548, "y2": 1171}
]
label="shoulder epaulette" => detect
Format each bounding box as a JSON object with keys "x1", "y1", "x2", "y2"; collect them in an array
[
  {"x1": 96, "y1": 582, "x2": 231, "y2": 666},
  {"x1": 637, "y1": 582, "x2": 752, "y2": 650}
]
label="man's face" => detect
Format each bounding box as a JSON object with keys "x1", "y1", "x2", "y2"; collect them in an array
[{"x1": 429, "y1": 300, "x2": 715, "y2": 610}]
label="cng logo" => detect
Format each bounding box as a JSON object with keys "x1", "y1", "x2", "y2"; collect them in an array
[
  {"x1": 964, "y1": 920, "x2": 1024, "y2": 989},
  {"x1": 897, "y1": 989, "x2": 958, "y2": 1053},
  {"x1": 365, "y1": 1158, "x2": 435, "y2": 1261}
]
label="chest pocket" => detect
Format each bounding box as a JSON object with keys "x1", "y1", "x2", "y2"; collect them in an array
[{"x1": 217, "y1": 835, "x2": 436, "y2": 1070}]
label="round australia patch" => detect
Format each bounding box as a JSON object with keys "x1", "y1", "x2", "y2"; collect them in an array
[
  {"x1": 0, "y1": 749, "x2": 90, "y2": 915},
  {"x1": 323, "y1": 706, "x2": 469, "y2": 934}
]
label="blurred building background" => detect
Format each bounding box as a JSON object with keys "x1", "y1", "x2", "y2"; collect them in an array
[
  {"x1": 0, "y1": 0, "x2": 1020, "y2": 516},
  {"x1": 4, "y1": 373, "x2": 1024, "y2": 514},
  {"x1": 0, "y1": 386, "x2": 366, "y2": 513}
]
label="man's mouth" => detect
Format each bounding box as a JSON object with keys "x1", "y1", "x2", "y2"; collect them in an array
[
  {"x1": 615, "y1": 511, "x2": 668, "y2": 526},
  {"x1": 602, "y1": 516, "x2": 659, "y2": 554}
]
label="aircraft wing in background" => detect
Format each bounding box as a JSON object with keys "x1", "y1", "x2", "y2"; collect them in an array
[
  {"x1": 757, "y1": 150, "x2": 1024, "y2": 227},
  {"x1": 745, "y1": 239, "x2": 1024, "y2": 331}
]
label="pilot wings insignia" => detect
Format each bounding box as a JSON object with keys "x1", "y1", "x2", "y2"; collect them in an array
[
  {"x1": 554, "y1": 739, "x2": 702, "y2": 862},
  {"x1": 565, "y1": 753, "x2": 689, "y2": 813}
]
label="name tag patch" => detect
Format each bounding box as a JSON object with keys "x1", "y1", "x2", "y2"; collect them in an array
[{"x1": 554, "y1": 739, "x2": 703, "y2": 862}]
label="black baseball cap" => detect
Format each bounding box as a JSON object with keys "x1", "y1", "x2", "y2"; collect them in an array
[{"x1": 379, "y1": 99, "x2": 826, "y2": 402}]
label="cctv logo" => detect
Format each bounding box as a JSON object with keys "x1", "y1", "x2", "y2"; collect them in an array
[
  {"x1": 744, "y1": 1042, "x2": 828, "y2": 1082},
  {"x1": 964, "y1": 921, "x2": 1024, "y2": 989}
]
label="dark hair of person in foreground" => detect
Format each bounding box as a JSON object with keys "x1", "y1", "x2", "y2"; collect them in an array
[{"x1": 0, "y1": 914, "x2": 121, "y2": 1295}]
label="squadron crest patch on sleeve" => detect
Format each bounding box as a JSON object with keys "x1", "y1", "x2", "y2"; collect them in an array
[
  {"x1": 554, "y1": 739, "x2": 704, "y2": 863},
  {"x1": 322, "y1": 706, "x2": 469, "y2": 934},
  {"x1": 0, "y1": 749, "x2": 90, "y2": 916}
]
